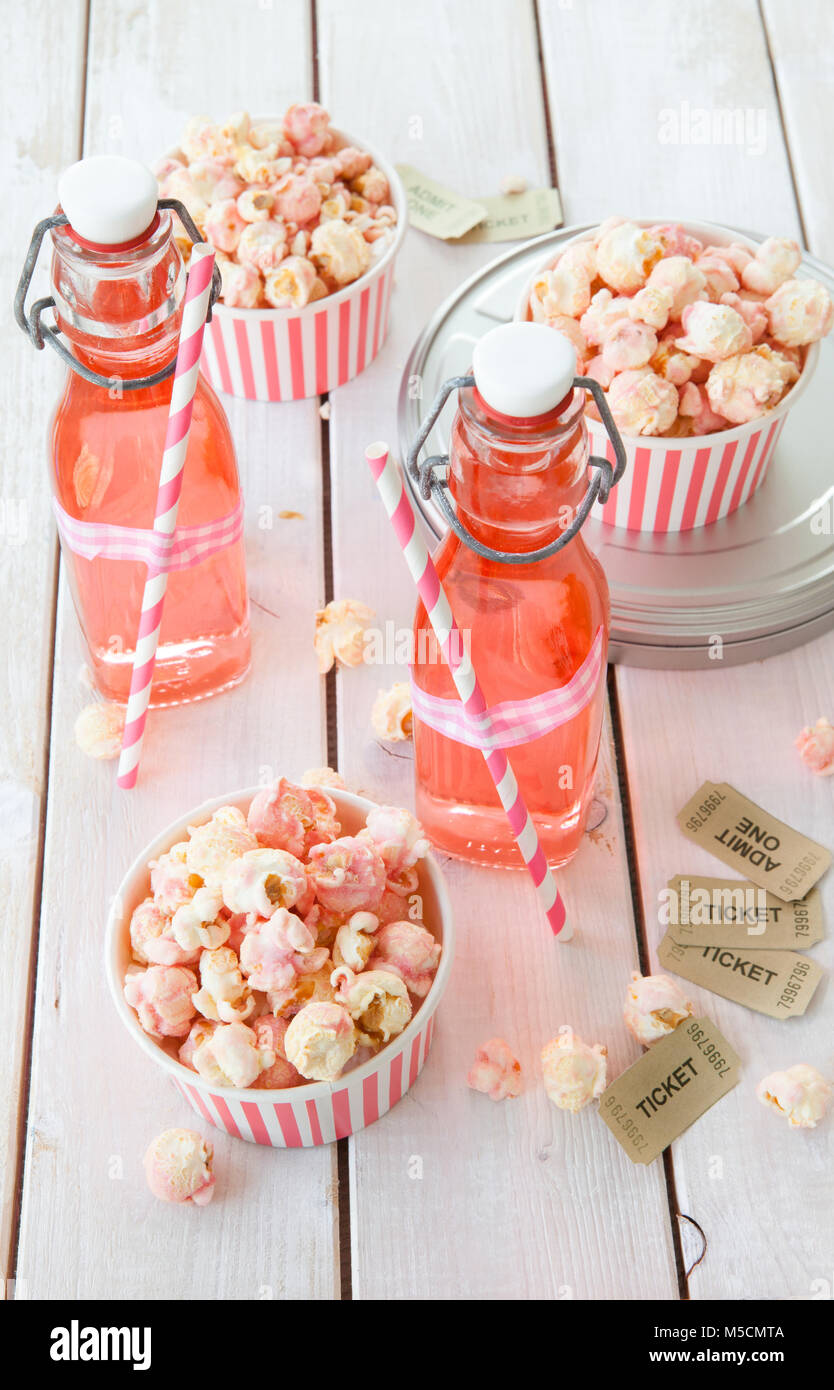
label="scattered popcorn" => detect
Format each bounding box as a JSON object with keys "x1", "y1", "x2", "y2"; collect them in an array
[
  {"x1": 120, "y1": 783, "x2": 439, "y2": 1088},
  {"x1": 371, "y1": 683, "x2": 413, "y2": 741},
  {"x1": 284, "y1": 1001, "x2": 357, "y2": 1081},
  {"x1": 500, "y1": 173, "x2": 528, "y2": 195},
  {"x1": 144, "y1": 1129, "x2": 215, "y2": 1206},
  {"x1": 74, "y1": 701, "x2": 126, "y2": 759},
  {"x1": 467, "y1": 1038, "x2": 523, "y2": 1101},
  {"x1": 315, "y1": 598, "x2": 375, "y2": 673},
  {"x1": 756, "y1": 1064, "x2": 831, "y2": 1129},
  {"x1": 795, "y1": 717, "x2": 834, "y2": 775},
  {"x1": 541, "y1": 1030, "x2": 607, "y2": 1112},
  {"x1": 301, "y1": 766, "x2": 345, "y2": 790},
  {"x1": 623, "y1": 972, "x2": 694, "y2": 1045},
  {"x1": 319, "y1": 401, "x2": 331, "y2": 420}
]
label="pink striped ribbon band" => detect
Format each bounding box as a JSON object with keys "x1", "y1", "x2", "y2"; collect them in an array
[
  {"x1": 52, "y1": 495, "x2": 243, "y2": 572},
  {"x1": 410, "y1": 626, "x2": 604, "y2": 751}
]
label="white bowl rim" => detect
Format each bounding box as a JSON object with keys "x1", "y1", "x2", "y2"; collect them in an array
[
  {"x1": 105, "y1": 785, "x2": 454, "y2": 1103},
  {"x1": 514, "y1": 216, "x2": 820, "y2": 446},
  {"x1": 189, "y1": 123, "x2": 408, "y2": 320}
]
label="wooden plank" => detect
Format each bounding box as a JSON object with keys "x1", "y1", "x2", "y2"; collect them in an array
[
  {"x1": 539, "y1": 0, "x2": 801, "y2": 239},
  {"x1": 763, "y1": 0, "x2": 834, "y2": 260},
  {"x1": 0, "y1": 0, "x2": 87, "y2": 1292},
  {"x1": 15, "y1": 0, "x2": 340, "y2": 1300},
  {"x1": 537, "y1": 0, "x2": 833, "y2": 1299},
  {"x1": 320, "y1": 0, "x2": 679, "y2": 1299}
]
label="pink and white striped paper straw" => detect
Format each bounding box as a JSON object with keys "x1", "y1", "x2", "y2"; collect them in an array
[
  {"x1": 366, "y1": 442, "x2": 571, "y2": 940},
  {"x1": 117, "y1": 244, "x2": 216, "y2": 790}
]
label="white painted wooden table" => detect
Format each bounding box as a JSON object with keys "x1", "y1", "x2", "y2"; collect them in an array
[{"x1": 3, "y1": 0, "x2": 833, "y2": 1302}]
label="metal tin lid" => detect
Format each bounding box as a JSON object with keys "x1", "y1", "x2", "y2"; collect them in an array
[
  {"x1": 58, "y1": 156, "x2": 158, "y2": 246},
  {"x1": 472, "y1": 322, "x2": 575, "y2": 416}
]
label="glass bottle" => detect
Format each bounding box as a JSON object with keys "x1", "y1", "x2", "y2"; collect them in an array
[
  {"x1": 44, "y1": 156, "x2": 250, "y2": 706},
  {"x1": 412, "y1": 324, "x2": 610, "y2": 869}
]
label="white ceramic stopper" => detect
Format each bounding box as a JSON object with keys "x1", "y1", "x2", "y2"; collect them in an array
[
  {"x1": 58, "y1": 156, "x2": 158, "y2": 245},
  {"x1": 472, "y1": 321, "x2": 576, "y2": 417}
]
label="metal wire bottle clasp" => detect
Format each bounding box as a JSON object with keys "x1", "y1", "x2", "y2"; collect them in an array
[
  {"x1": 407, "y1": 374, "x2": 627, "y2": 564},
  {"x1": 13, "y1": 200, "x2": 222, "y2": 392}
]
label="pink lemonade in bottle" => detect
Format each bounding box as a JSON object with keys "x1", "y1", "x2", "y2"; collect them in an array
[
  {"x1": 412, "y1": 324, "x2": 610, "y2": 869},
  {"x1": 47, "y1": 157, "x2": 249, "y2": 705}
]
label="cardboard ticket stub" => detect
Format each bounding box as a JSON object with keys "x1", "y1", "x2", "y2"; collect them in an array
[
  {"x1": 394, "y1": 164, "x2": 486, "y2": 239},
  {"x1": 658, "y1": 931, "x2": 822, "y2": 1019},
  {"x1": 676, "y1": 781, "x2": 831, "y2": 901},
  {"x1": 664, "y1": 875, "x2": 824, "y2": 950},
  {"x1": 598, "y1": 1016, "x2": 740, "y2": 1165},
  {"x1": 457, "y1": 187, "x2": 563, "y2": 243}
]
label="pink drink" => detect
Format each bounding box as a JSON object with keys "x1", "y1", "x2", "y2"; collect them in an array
[
  {"x1": 412, "y1": 377, "x2": 609, "y2": 869},
  {"x1": 49, "y1": 212, "x2": 249, "y2": 705}
]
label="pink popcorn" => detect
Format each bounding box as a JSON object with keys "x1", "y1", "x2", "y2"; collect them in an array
[
  {"x1": 601, "y1": 318, "x2": 658, "y2": 371},
  {"x1": 222, "y1": 847, "x2": 310, "y2": 918},
  {"x1": 129, "y1": 897, "x2": 199, "y2": 967},
  {"x1": 756, "y1": 1064, "x2": 831, "y2": 1129},
  {"x1": 648, "y1": 223, "x2": 704, "y2": 260},
  {"x1": 252, "y1": 1015, "x2": 304, "y2": 1088},
  {"x1": 719, "y1": 291, "x2": 768, "y2": 343},
  {"x1": 678, "y1": 382, "x2": 730, "y2": 435},
  {"x1": 234, "y1": 146, "x2": 290, "y2": 186},
  {"x1": 649, "y1": 332, "x2": 699, "y2": 387},
  {"x1": 542, "y1": 315, "x2": 587, "y2": 372},
  {"x1": 237, "y1": 218, "x2": 289, "y2": 273},
  {"x1": 530, "y1": 261, "x2": 592, "y2": 320},
  {"x1": 149, "y1": 841, "x2": 196, "y2": 915},
  {"x1": 467, "y1": 1038, "x2": 523, "y2": 1102},
  {"x1": 204, "y1": 198, "x2": 246, "y2": 253},
  {"x1": 274, "y1": 174, "x2": 322, "y2": 225},
  {"x1": 795, "y1": 717, "x2": 834, "y2": 775},
  {"x1": 188, "y1": 158, "x2": 244, "y2": 205},
  {"x1": 334, "y1": 145, "x2": 372, "y2": 180},
  {"x1": 314, "y1": 598, "x2": 375, "y2": 672},
  {"x1": 369, "y1": 919, "x2": 441, "y2": 998},
  {"x1": 646, "y1": 255, "x2": 706, "y2": 317},
  {"x1": 124, "y1": 964, "x2": 198, "y2": 1039},
  {"x1": 541, "y1": 1031, "x2": 607, "y2": 1112},
  {"x1": 247, "y1": 777, "x2": 338, "y2": 858},
  {"x1": 628, "y1": 285, "x2": 674, "y2": 331},
  {"x1": 263, "y1": 255, "x2": 318, "y2": 308},
  {"x1": 249, "y1": 119, "x2": 293, "y2": 153},
  {"x1": 371, "y1": 683, "x2": 413, "y2": 742},
  {"x1": 596, "y1": 220, "x2": 663, "y2": 293},
  {"x1": 192, "y1": 946, "x2": 254, "y2": 1024},
  {"x1": 331, "y1": 967, "x2": 411, "y2": 1047},
  {"x1": 332, "y1": 910, "x2": 379, "y2": 972},
  {"x1": 675, "y1": 301, "x2": 753, "y2": 362},
  {"x1": 160, "y1": 167, "x2": 208, "y2": 230},
  {"x1": 144, "y1": 1129, "x2": 215, "y2": 1206},
  {"x1": 606, "y1": 369, "x2": 679, "y2": 436},
  {"x1": 583, "y1": 353, "x2": 616, "y2": 390},
  {"x1": 376, "y1": 868, "x2": 420, "y2": 926},
  {"x1": 178, "y1": 1018, "x2": 217, "y2": 1071},
  {"x1": 236, "y1": 187, "x2": 275, "y2": 222},
  {"x1": 153, "y1": 155, "x2": 185, "y2": 184},
  {"x1": 171, "y1": 885, "x2": 229, "y2": 953},
  {"x1": 310, "y1": 218, "x2": 371, "y2": 285},
  {"x1": 192, "y1": 1020, "x2": 275, "y2": 1089},
  {"x1": 186, "y1": 806, "x2": 258, "y2": 885},
  {"x1": 180, "y1": 117, "x2": 232, "y2": 163},
  {"x1": 352, "y1": 166, "x2": 389, "y2": 205},
  {"x1": 239, "y1": 908, "x2": 326, "y2": 992},
  {"x1": 267, "y1": 963, "x2": 338, "y2": 1018},
  {"x1": 302, "y1": 766, "x2": 347, "y2": 790},
  {"x1": 706, "y1": 242, "x2": 754, "y2": 277},
  {"x1": 623, "y1": 972, "x2": 694, "y2": 1045},
  {"x1": 284, "y1": 102, "x2": 331, "y2": 157},
  {"x1": 765, "y1": 278, "x2": 834, "y2": 346},
  {"x1": 706, "y1": 344, "x2": 799, "y2": 424},
  {"x1": 218, "y1": 258, "x2": 262, "y2": 308},
  {"x1": 361, "y1": 805, "x2": 429, "y2": 876},
  {"x1": 695, "y1": 253, "x2": 739, "y2": 300},
  {"x1": 741, "y1": 237, "x2": 802, "y2": 295},
  {"x1": 284, "y1": 1001, "x2": 357, "y2": 1081},
  {"x1": 74, "y1": 701, "x2": 126, "y2": 759},
  {"x1": 307, "y1": 835, "x2": 387, "y2": 913},
  {"x1": 579, "y1": 288, "x2": 631, "y2": 347}
]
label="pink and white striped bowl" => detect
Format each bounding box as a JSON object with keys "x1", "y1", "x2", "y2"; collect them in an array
[
  {"x1": 105, "y1": 786, "x2": 453, "y2": 1146},
  {"x1": 199, "y1": 128, "x2": 407, "y2": 401},
  {"x1": 515, "y1": 219, "x2": 820, "y2": 532}
]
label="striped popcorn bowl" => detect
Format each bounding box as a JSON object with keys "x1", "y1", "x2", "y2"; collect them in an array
[
  {"x1": 199, "y1": 128, "x2": 407, "y2": 401},
  {"x1": 105, "y1": 786, "x2": 453, "y2": 1147},
  {"x1": 515, "y1": 219, "x2": 820, "y2": 532}
]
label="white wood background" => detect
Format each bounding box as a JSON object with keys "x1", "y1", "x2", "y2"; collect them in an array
[{"x1": 2, "y1": 0, "x2": 832, "y2": 1301}]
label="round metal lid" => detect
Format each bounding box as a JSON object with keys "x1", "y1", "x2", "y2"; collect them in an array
[{"x1": 398, "y1": 223, "x2": 834, "y2": 669}]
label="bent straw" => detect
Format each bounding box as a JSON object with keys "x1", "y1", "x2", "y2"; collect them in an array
[
  {"x1": 366, "y1": 441, "x2": 571, "y2": 940},
  {"x1": 117, "y1": 244, "x2": 216, "y2": 789}
]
